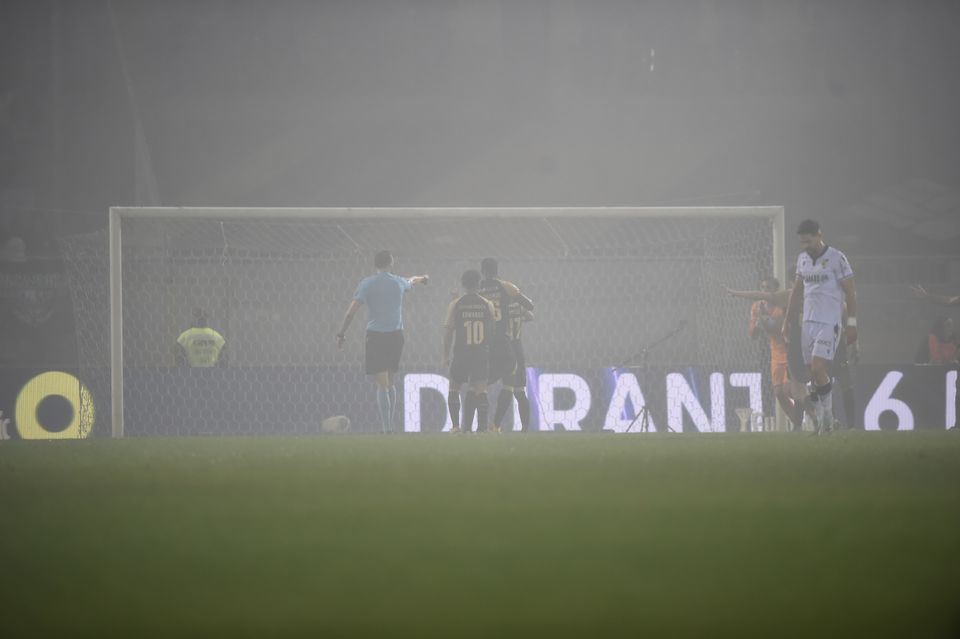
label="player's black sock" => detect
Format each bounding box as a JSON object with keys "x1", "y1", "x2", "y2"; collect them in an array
[
  {"x1": 447, "y1": 391, "x2": 461, "y2": 430},
  {"x1": 494, "y1": 388, "x2": 513, "y2": 428},
  {"x1": 514, "y1": 390, "x2": 530, "y2": 431},
  {"x1": 476, "y1": 392, "x2": 489, "y2": 432},
  {"x1": 817, "y1": 381, "x2": 834, "y2": 425},
  {"x1": 843, "y1": 387, "x2": 857, "y2": 430},
  {"x1": 463, "y1": 391, "x2": 477, "y2": 432}
]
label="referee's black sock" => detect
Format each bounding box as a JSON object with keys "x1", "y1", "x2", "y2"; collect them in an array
[
  {"x1": 514, "y1": 390, "x2": 531, "y2": 432},
  {"x1": 494, "y1": 388, "x2": 513, "y2": 428},
  {"x1": 447, "y1": 391, "x2": 461, "y2": 431},
  {"x1": 463, "y1": 391, "x2": 477, "y2": 433}
]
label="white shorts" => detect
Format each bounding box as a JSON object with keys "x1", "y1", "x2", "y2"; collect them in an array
[{"x1": 801, "y1": 321, "x2": 840, "y2": 365}]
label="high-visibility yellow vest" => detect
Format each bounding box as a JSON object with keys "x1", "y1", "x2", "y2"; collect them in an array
[{"x1": 176, "y1": 327, "x2": 226, "y2": 367}]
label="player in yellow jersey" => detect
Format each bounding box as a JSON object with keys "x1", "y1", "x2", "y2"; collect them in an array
[
  {"x1": 443, "y1": 270, "x2": 497, "y2": 433},
  {"x1": 479, "y1": 258, "x2": 534, "y2": 433}
]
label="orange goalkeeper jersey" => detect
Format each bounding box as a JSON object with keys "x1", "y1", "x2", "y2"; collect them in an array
[{"x1": 750, "y1": 301, "x2": 787, "y2": 365}]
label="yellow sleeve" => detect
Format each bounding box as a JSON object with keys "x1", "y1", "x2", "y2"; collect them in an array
[
  {"x1": 443, "y1": 298, "x2": 459, "y2": 328},
  {"x1": 500, "y1": 279, "x2": 521, "y2": 297}
]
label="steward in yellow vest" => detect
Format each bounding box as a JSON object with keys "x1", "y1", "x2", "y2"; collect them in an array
[{"x1": 176, "y1": 309, "x2": 226, "y2": 367}]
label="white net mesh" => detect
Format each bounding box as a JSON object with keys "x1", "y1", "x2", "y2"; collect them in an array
[{"x1": 60, "y1": 209, "x2": 779, "y2": 436}]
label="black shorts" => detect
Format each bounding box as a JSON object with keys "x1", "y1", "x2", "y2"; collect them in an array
[
  {"x1": 450, "y1": 348, "x2": 489, "y2": 385},
  {"x1": 365, "y1": 330, "x2": 404, "y2": 375},
  {"x1": 503, "y1": 340, "x2": 527, "y2": 388},
  {"x1": 488, "y1": 340, "x2": 517, "y2": 385}
]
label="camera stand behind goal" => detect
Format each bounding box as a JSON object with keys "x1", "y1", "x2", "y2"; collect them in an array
[{"x1": 620, "y1": 322, "x2": 688, "y2": 434}]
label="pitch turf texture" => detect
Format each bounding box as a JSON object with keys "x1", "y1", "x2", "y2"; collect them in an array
[{"x1": 2, "y1": 432, "x2": 959, "y2": 638}]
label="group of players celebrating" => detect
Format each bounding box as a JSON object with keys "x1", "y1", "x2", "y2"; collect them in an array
[
  {"x1": 442, "y1": 258, "x2": 534, "y2": 433},
  {"x1": 727, "y1": 219, "x2": 858, "y2": 434}
]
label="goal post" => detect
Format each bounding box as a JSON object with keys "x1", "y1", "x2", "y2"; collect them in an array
[{"x1": 100, "y1": 206, "x2": 785, "y2": 438}]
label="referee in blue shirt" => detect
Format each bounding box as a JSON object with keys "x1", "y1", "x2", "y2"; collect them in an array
[{"x1": 337, "y1": 250, "x2": 428, "y2": 433}]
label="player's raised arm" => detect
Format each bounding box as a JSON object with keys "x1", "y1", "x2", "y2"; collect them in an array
[
  {"x1": 737, "y1": 288, "x2": 791, "y2": 306},
  {"x1": 911, "y1": 284, "x2": 960, "y2": 306},
  {"x1": 500, "y1": 279, "x2": 534, "y2": 310},
  {"x1": 725, "y1": 287, "x2": 777, "y2": 302},
  {"x1": 408, "y1": 274, "x2": 429, "y2": 286}
]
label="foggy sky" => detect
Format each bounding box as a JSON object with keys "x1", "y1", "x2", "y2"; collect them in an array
[{"x1": 2, "y1": 0, "x2": 960, "y2": 252}]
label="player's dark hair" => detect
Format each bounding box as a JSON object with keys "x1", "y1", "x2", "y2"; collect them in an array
[
  {"x1": 796, "y1": 219, "x2": 820, "y2": 236},
  {"x1": 374, "y1": 250, "x2": 393, "y2": 269},
  {"x1": 480, "y1": 257, "x2": 498, "y2": 278},
  {"x1": 462, "y1": 269, "x2": 481, "y2": 290}
]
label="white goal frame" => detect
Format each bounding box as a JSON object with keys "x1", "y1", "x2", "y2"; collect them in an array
[{"x1": 109, "y1": 206, "x2": 785, "y2": 437}]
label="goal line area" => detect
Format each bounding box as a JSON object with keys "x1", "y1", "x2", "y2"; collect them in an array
[{"x1": 56, "y1": 206, "x2": 785, "y2": 437}]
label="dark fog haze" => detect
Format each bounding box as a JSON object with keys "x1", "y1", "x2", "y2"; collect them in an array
[
  {"x1": 2, "y1": 0, "x2": 960, "y2": 368},
  {"x1": 2, "y1": 2, "x2": 959, "y2": 242}
]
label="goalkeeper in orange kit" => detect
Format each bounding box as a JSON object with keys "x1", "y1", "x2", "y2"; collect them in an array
[{"x1": 726, "y1": 276, "x2": 805, "y2": 431}]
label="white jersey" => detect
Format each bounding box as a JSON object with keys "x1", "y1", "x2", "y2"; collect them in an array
[{"x1": 795, "y1": 245, "x2": 853, "y2": 327}]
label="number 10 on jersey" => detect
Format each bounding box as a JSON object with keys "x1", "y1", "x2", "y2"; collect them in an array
[{"x1": 464, "y1": 320, "x2": 485, "y2": 345}]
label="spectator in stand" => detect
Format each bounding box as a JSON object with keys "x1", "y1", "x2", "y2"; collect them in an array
[
  {"x1": 911, "y1": 285, "x2": 960, "y2": 430},
  {"x1": 914, "y1": 316, "x2": 957, "y2": 365}
]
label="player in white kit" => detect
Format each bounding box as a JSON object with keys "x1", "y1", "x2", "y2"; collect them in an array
[{"x1": 782, "y1": 220, "x2": 858, "y2": 434}]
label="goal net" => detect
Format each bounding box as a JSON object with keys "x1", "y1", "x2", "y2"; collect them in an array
[{"x1": 59, "y1": 207, "x2": 784, "y2": 437}]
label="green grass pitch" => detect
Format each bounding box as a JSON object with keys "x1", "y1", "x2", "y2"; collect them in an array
[{"x1": 1, "y1": 432, "x2": 959, "y2": 638}]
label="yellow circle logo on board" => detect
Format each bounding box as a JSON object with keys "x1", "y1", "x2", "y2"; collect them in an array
[{"x1": 15, "y1": 371, "x2": 95, "y2": 439}]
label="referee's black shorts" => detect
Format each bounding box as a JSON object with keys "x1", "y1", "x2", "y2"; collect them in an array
[{"x1": 365, "y1": 330, "x2": 404, "y2": 375}]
